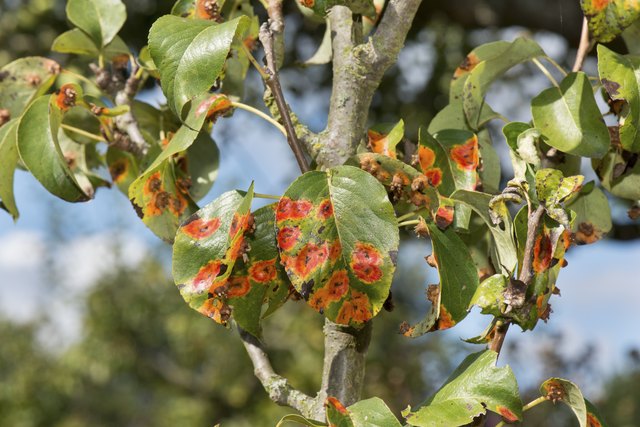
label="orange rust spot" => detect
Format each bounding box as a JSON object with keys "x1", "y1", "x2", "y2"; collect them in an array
[
  {"x1": 587, "y1": 413, "x2": 603, "y2": 427},
  {"x1": 298, "y1": 0, "x2": 314, "y2": 7},
  {"x1": 336, "y1": 290, "x2": 372, "y2": 325},
  {"x1": 367, "y1": 129, "x2": 397, "y2": 158},
  {"x1": 276, "y1": 197, "x2": 313, "y2": 222},
  {"x1": 228, "y1": 276, "x2": 251, "y2": 298},
  {"x1": 425, "y1": 169, "x2": 442, "y2": 187},
  {"x1": 436, "y1": 305, "x2": 456, "y2": 330},
  {"x1": 351, "y1": 242, "x2": 383, "y2": 284},
  {"x1": 277, "y1": 226, "x2": 301, "y2": 251},
  {"x1": 229, "y1": 212, "x2": 251, "y2": 237},
  {"x1": 227, "y1": 234, "x2": 246, "y2": 262},
  {"x1": 317, "y1": 199, "x2": 334, "y2": 220},
  {"x1": 169, "y1": 193, "x2": 188, "y2": 216},
  {"x1": 249, "y1": 259, "x2": 277, "y2": 283},
  {"x1": 591, "y1": 0, "x2": 610, "y2": 11},
  {"x1": 533, "y1": 233, "x2": 553, "y2": 273},
  {"x1": 192, "y1": 261, "x2": 223, "y2": 294},
  {"x1": 183, "y1": 216, "x2": 221, "y2": 239},
  {"x1": 55, "y1": 84, "x2": 77, "y2": 112},
  {"x1": 143, "y1": 172, "x2": 163, "y2": 196},
  {"x1": 195, "y1": 0, "x2": 222, "y2": 21},
  {"x1": 574, "y1": 222, "x2": 601, "y2": 245},
  {"x1": 418, "y1": 145, "x2": 436, "y2": 171},
  {"x1": 109, "y1": 158, "x2": 129, "y2": 183},
  {"x1": 198, "y1": 298, "x2": 229, "y2": 324},
  {"x1": 496, "y1": 405, "x2": 518, "y2": 422},
  {"x1": 293, "y1": 242, "x2": 329, "y2": 278},
  {"x1": 536, "y1": 294, "x2": 546, "y2": 312},
  {"x1": 410, "y1": 191, "x2": 432, "y2": 207},
  {"x1": 450, "y1": 136, "x2": 479, "y2": 171},
  {"x1": 329, "y1": 240, "x2": 342, "y2": 264},
  {"x1": 454, "y1": 52, "x2": 480, "y2": 78},
  {"x1": 435, "y1": 205, "x2": 454, "y2": 229},
  {"x1": 326, "y1": 397, "x2": 348, "y2": 414},
  {"x1": 309, "y1": 270, "x2": 349, "y2": 311}
]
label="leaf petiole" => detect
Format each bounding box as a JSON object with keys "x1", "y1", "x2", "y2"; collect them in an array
[
  {"x1": 397, "y1": 219, "x2": 421, "y2": 227},
  {"x1": 241, "y1": 43, "x2": 270, "y2": 81},
  {"x1": 231, "y1": 101, "x2": 287, "y2": 137},
  {"x1": 254, "y1": 192, "x2": 281, "y2": 200},
  {"x1": 396, "y1": 212, "x2": 418, "y2": 223},
  {"x1": 531, "y1": 58, "x2": 560, "y2": 89},
  {"x1": 60, "y1": 124, "x2": 105, "y2": 142}
]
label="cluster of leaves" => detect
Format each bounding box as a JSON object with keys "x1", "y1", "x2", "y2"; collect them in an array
[{"x1": 1, "y1": 0, "x2": 639, "y2": 425}]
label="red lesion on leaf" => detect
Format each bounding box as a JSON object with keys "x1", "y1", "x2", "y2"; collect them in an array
[
  {"x1": 336, "y1": 290, "x2": 372, "y2": 325},
  {"x1": 227, "y1": 276, "x2": 251, "y2": 298},
  {"x1": 591, "y1": 0, "x2": 610, "y2": 11},
  {"x1": 182, "y1": 216, "x2": 221, "y2": 240},
  {"x1": 424, "y1": 168, "x2": 442, "y2": 187},
  {"x1": 435, "y1": 205, "x2": 454, "y2": 229},
  {"x1": 169, "y1": 192, "x2": 188, "y2": 216},
  {"x1": 198, "y1": 298, "x2": 230, "y2": 324},
  {"x1": 587, "y1": 413, "x2": 603, "y2": 427},
  {"x1": 453, "y1": 52, "x2": 480, "y2": 78},
  {"x1": 496, "y1": 405, "x2": 518, "y2": 422},
  {"x1": 543, "y1": 380, "x2": 567, "y2": 403},
  {"x1": 435, "y1": 305, "x2": 456, "y2": 330},
  {"x1": 227, "y1": 234, "x2": 247, "y2": 262},
  {"x1": 367, "y1": 129, "x2": 397, "y2": 158},
  {"x1": 325, "y1": 396, "x2": 348, "y2": 414},
  {"x1": 249, "y1": 259, "x2": 277, "y2": 283},
  {"x1": 329, "y1": 240, "x2": 342, "y2": 264},
  {"x1": 229, "y1": 212, "x2": 252, "y2": 237},
  {"x1": 276, "y1": 197, "x2": 313, "y2": 222},
  {"x1": 317, "y1": 199, "x2": 334, "y2": 220},
  {"x1": 350, "y1": 242, "x2": 383, "y2": 284},
  {"x1": 109, "y1": 158, "x2": 129, "y2": 183},
  {"x1": 191, "y1": 261, "x2": 223, "y2": 294},
  {"x1": 277, "y1": 226, "x2": 301, "y2": 251},
  {"x1": 418, "y1": 145, "x2": 436, "y2": 171},
  {"x1": 55, "y1": 83, "x2": 77, "y2": 111},
  {"x1": 309, "y1": 270, "x2": 349, "y2": 311},
  {"x1": 298, "y1": 0, "x2": 314, "y2": 7},
  {"x1": 195, "y1": 0, "x2": 222, "y2": 21},
  {"x1": 293, "y1": 242, "x2": 329, "y2": 278},
  {"x1": 533, "y1": 233, "x2": 553, "y2": 273},
  {"x1": 450, "y1": 136, "x2": 479, "y2": 171}
]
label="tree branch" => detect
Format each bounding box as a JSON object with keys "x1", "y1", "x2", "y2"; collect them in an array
[
  {"x1": 239, "y1": 328, "x2": 315, "y2": 416},
  {"x1": 572, "y1": 17, "x2": 592, "y2": 72},
  {"x1": 318, "y1": 0, "x2": 423, "y2": 168},
  {"x1": 259, "y1": 22, "x2": 311, "y2": 173}
]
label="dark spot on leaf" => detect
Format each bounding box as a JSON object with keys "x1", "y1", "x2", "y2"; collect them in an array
[
  {"x1": 388, "y1": 250, "x2": 398, "y2": 266},
  {"x1": 317, "y1": 225, "x2": 325, "y2": 234},
  {"x1": 218, "y1": 263, "x2": 228, "y2": 276},
  {"x1": 131, "y1": 201, "x2": 144, "y2": 218},
  {"x1": 0, "y1": 71, "x2": 8, "y2": 82},
  {"x1": 300, "y1": 279, "x2": 314, "y2": 301},
  {"x1": 601, "y1": 78, "x2": 620, "y2": 96}
]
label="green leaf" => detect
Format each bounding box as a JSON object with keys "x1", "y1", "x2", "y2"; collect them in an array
[
  {"x1": 367, "y1": 119, "x2": 404, "y2": 158},
  {"x1": 622, "y1": 19, "x2": 640, "y2": 54},
  {"x1": 107, "y1": 147, "x2": 139, "y2": 195},
  {"x1": 137, "y1": 46, "x2": 159, "y2": 78},
  {"x1": 148, "y1": 15, "x2": 249, "y2": 116},
  {"x1": 450, "y1": 190, "x2": 518, "y2": 275},
  {"x1": 585, "y1": 399, "x2": 610, "y2": 427},
  {"x1": 402, "y1": 220, "x2": 479, "y2": 337},
  {"x1": 326, "y1": 397, "x2": 355, "y2": 427},
  {"x1": 297, "y1": 0, "x2": 375, "y2": 17},
  {"x1": 128, "y1": 159, "x2": 199, "y2": 242},
  {"x1": 592, "y1": 145, "x2": 640, "y2": 200},
  {"x1": 597, "y1": 45, "x2": 640, "y2": 152},
  {"x1": 276, "y1": 165, "x2": 399, "y2": 327},
  {"x1": 477, "y1": 130, "x2": 501, "y2": 194},
  {"x1": 469, "y1": 274, "x2": 508, "y2": 316},
  {"x1": 531, "y1": 72, "x2": 610, "y2": 158},
  {"x1": 57, "y1": 127, "x2": 109, "y2": 198},
  {"x1": 348, "y1": 397, "x2": 402, "y2": 427},
  {"x1": 226, "y1": 204, "x2": 291, "y2": 337},
  {"x1": 17, "y1": 96, "x2": 90, "y2": 202},
  {"x1": 276, "y1": 414, "x2": 327, "y2": 427},
  {"x1": 403, "y1": 350, "x2": 522, "y2": 426},
  {"x1": 581, "y1": 0, "x2": 640, "y2": 43},
  {"x1": 180, "y1": 131, "x2": 219, "y2": 201},
  {"x1": 0, "y1": 57, "x2": 60, "y2": 119},
  {"x1": 0, "y1": 120, "x2": 20, "y2": 219},
  {"x1": 66, "y1": 0, "x2": 126, "y2": 47},
  {"x1": 427, "y1": 102, "x2": 499, "y2": 133},
  {"x1": 52, "y1": 29, "x2": 130, "y2": 59},
  {"x1": 566, "y1": 182, "x2": 612, "y2": 245},
  {"x1": 535, "y1": 168, "x2": 584, "y2": 226},
  {"x1": 540, "y1": 378, "x2": 587, "y2": 427},
  {"x1": 462, "y1": 37, "x2": 545, "y2": 128},
  {"x1": 172, "y1": 185, "x2": 254, "y2": 324}
]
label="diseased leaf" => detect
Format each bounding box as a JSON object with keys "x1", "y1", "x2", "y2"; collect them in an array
[
  {"x1": 129, "y1": 158, "x2": 199, "y2": 242},
  {"x1": 477, "y1": 130, "x2": 501, "y2": 194},
  {"x1": 348, "y1": 397, "x2": 402, "y2": 427},
  {"x1": 148, "y1": 15, "x2": 249, "y2": 116},
  {"x1": 172, "y1": 185, "x2": 254, "y2": 324},
  {"x1": 535, "y1": 168, "x2": 584, "y2": 226},
  {"x1": 470, "y1": 274, "x2": 508, "y2": 317},
  {"x1": 107, "y1": 147, "x2": 140, "y2": 195},
  {"x1": 17, "y1": 95, "x2": 90, "y2": 202},
  {"x1": 0, "y1": 120, "x2": 20, "y2": 219},
  {"x1": 403, "y1": 350, "x2": 522, "y2": 426},
  {"x1": 531, "y1": 72, "x2": 610, "y2": 158},
  {"x1": 276, "y1": 166, "x2": 399, "y2": 327},
  {"x1": 57, "y1": 127, "x2": 109, "y2": 198},
  {"x1": 592, "y1": 144, "x2": 640, "y2": 200},
  {"x1": 597, "y1": 45, "x2": 640, "y2": 152},
  {"x1": 451, "y1": 190, "x2": 518, "y2": 275},
  {"x1": 581, "y1": 0, "x2": 640, "y2": 43},
  {"x1": 461, "y1": 37, "x2": 545, "y2": 128},
  {"x1": 540, "y1": 378, "x2": 587, "y2": 427},
  {"x1": 566, "y1": 182, "x2": 612, "y2": 245},
  {"x1": 297, "y1": 0, "x2": 375, "y2": 18},
  {"x1": 367, "y1": 119, "x2": 404, "y2": 159},
  {"x1": 585, "y1": 399, "x2": 610, "y2": 427},
  {"x1": 326, "y1": 397, "x2": 354, "y2": 427},
  {"x1": 66, "y1": 0, "x2": 126, "y2": 47},
  {"x1": 0, "y1": 57, "x2": 60, "y2": 119}
]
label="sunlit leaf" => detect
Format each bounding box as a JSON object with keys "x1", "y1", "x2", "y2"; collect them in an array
[
  {"x1": 348, "y1": 397, "x2": 402, "y2": 427},
  {"x1": 531, "y1": 72, "x2": 610, "y2": 158},
  {"x1": 52, "y1": 29, "x2": 130, "y2": 59},
  {"x1": 172, "y1": 185, "x2": 254, "y2": 324},
  {"x1": 0, "y1": 120, "x2": 20, "y2": 219},
  {"x1": 581, "y1": 0, "x2": 640, "y2": 43},
  {"x1": 540, "y1": 378, "x2": 587, "y2": 427},
  {"x1": 17, "y1": 95, "x2": 90, "y2": 202},
  {"x1": 276, "y1": 166, "x2": 399, "y2": 327},
  {"x1": 326, "y1": 397, "x2": 354, "y2": 427},
  {"x1": 0, "y1": 57, "x2": 60, "y2": 119},
  {"x1": 469, "y1": 274, "x2": 508, "y2": 317},
  {"x1": 148, "y1": 15, "x2": 249, "y2": 116},
  {"x1": 403, "y1": 350, "x2": 522, "y2": 426},
  {"x1": 66, "y1": 0, "x2": 126, "y2": 47},
  {"x1": 597, "y1": 45, "x2": 640, "y2": 152},
  {"x1": 566, "y1": 181, "x2": 612, "y2": 245},
  {"x1": 367, "y1": 119, "x2": 404, "y2": 159},
  {"x1": 592, "y1": 144, "x2": 640, "y2": 200}
]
